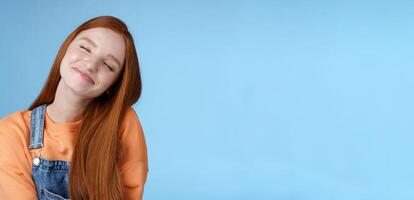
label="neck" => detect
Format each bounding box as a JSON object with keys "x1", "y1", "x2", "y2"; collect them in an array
[{"x1": 46, "y1": 80, "x2": 92, "y2": 123}]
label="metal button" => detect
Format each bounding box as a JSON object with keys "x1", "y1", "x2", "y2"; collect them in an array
[{"x1": 33, "y1": 157, "x2": 40, "y2": 166}]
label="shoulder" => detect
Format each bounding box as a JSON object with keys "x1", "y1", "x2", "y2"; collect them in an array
[
  {"x1": 0, "y1": 109, "x2": 32, "y2": 147},
  {"x1": 123, "y1": 107, "x2": 139, "y2": 122},
  {"x1": 118, "y1": 107, "x2": 148, "y2": 172},
  {"x1": 0, "y1": 109, "x2": 31, "y2": 134},
  {"x1": 120, "y1": 107, "x2": 143, "y2": 137}
]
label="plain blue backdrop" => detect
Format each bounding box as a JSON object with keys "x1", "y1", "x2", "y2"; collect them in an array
[{"x1": 1, "y1": 0, "x2": 414, "y2": 199}]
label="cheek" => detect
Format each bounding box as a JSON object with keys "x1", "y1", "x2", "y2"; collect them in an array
[
  {"x1": 60, "y1": 51, "x2": 83, "y2": 77},
  {"x1": 61, "y1": 52, "x2": 84, "y2": 73},
  {"x1": 64, "y1": 50, "x2": 82, "y2": 64},
  {"x1": 59, "y1": 55, "x2": 70, "y2": 76},
  {"x1": 61, "y1": 45, "x2": 84, "y2": 64},
  {"x1": 97, "y1": 73, "x2": 120, "y2": 88}
]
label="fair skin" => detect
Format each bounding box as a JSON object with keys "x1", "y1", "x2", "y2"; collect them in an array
[{"x1": 46, "y1": 27, "x2": 126, "y2": 123}]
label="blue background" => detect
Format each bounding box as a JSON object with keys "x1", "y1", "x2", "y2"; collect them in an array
[{"x1": 1, "y1": 0, "x2": 414, "y2": 199}]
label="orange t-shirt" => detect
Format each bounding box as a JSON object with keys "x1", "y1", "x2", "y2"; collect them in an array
[{"x1": 0, "y1": 107, "x2": 149, "y2": 200}]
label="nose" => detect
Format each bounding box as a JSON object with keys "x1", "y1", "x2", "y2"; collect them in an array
[{"x1": 84, "y1": 56, "x2": 100, "y2": 73}]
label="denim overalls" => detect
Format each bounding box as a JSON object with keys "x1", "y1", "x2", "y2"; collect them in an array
[{"x1": 28, "y1": 104, "x2": 70, "y2": 200}]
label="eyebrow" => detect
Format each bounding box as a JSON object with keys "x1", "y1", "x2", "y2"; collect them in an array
[
  {"x1": 78, "y1": 37, "x2": 123, "y2": 68},
  {"x1": 79, "y1": 37, "x2": 97, "y2": 48}
]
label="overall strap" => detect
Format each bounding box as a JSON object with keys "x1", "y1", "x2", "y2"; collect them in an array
[{"x1": 28, "y1": 104, "x2": 47, "y2": 150}]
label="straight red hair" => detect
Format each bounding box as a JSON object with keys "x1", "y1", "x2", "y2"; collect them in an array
[{"x1": 29, "y1": 16, "x2": 142, "y2": 200}]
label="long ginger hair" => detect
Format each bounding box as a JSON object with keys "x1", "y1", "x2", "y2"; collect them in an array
[{"x1": 28, "y1": 16, "x2": 142, "y2": 200}]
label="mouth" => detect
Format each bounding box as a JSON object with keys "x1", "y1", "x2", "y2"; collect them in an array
[{"x1": 71, "y1": 67, "x2": 95, "y2": 84}]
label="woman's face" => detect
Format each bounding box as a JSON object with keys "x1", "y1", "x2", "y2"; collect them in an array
[{"x1": 60, "y1": 27, "x2": 126, "y2": 98}]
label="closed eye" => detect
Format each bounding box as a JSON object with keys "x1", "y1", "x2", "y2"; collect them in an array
[
  {"x1": 104, "y1": 62, "x2": 114, "y2": 72},
  {"x1": 79, "y1": 45, "x2": 91, "y2": 53}
]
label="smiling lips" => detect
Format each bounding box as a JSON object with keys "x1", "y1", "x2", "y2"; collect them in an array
[{"x1": 72, "y1": 67, "x2": 95, "y2": 84}]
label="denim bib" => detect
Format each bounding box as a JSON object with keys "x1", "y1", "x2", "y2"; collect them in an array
[{"x1": 29, "y1": 104, "x2": 70, "y2": 200}]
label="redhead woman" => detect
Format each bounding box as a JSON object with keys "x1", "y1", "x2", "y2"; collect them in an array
[{"x1": 0, "y1": 16, "x2": 149, "y2": 200}]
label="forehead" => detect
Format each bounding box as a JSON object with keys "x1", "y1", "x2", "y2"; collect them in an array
[{"x1": 73, "y1": 27, "x2": 125, "y2": 65}]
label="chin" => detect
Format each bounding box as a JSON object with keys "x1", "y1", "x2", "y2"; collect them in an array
[{"x1": 62, "y1": 76, "x2": 91, "y2": 96}]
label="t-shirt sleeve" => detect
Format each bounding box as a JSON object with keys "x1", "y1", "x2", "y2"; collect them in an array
[
  {"x1": 119, "y1": 107, "x2": 149, "y2": 200},
  {"x1": 0, "y1": 117, "x2": 37, "y2": 199}
]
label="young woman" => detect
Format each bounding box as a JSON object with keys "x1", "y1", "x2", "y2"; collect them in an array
[{"x1": 0, "y1": 16, "x2": 149, "y2": 200}]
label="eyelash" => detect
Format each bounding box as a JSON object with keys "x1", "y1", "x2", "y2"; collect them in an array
[
  {"x1": 79, "y1": 45, "x2": 91, "y2": 53},
  {"x1": 104, "y1": 62, "x2": 114, "y2": 71},
  {"x1": 79, "y1": 45, "x2": 114, "y2": 72}
]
